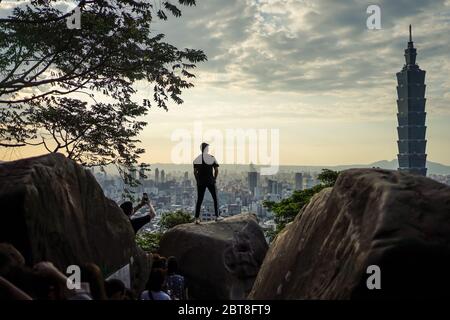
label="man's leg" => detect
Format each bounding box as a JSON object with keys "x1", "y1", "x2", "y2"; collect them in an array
[
  {"x1": 207, "y1": 183, "x2": 219, "y2": 217},
  {"x1": 195, "y1": 184, "x2": 207, "y2": 218}
]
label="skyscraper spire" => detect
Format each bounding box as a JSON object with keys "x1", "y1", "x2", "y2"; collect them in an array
[
  {"x1": 409, "y1": 24, "x2": 412, "y2": 42},
  {"x1": 405, "y1": 25, "x2": 417, "y2": 67}
]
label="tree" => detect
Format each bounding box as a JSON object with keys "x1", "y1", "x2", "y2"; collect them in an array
[
  {"x1": 159, "y1": 210, "x2": 194, "y2": 231},
  {"x1": 3, "y1": 97, "x2": 146, "y2": 165},
  {"x1": 0, "y1": 0, "x2": 205, "y2": 108},
  {"x1": 263, "y1": 169, "x2": 340, "y2": 242},
  {"x1": 317, "y1": 169, "x2": 340, "y2": 187},
  {"x1": 135, "y1": 231, "x2": 163, "y2": 253},
  {"x1": 0, "y1": 0, "x2": 207, "y2": 189},
  {"x1": 135, "y1": 210, "x2": 193, "y2": 252}
]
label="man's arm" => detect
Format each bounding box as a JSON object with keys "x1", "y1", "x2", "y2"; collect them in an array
[
  {"x1": 133, "y1": 199, "x2": 146, "y2": 214},
  {"x1": 214, "y1": 167, "x2": 219, "y2": 180},
  {"x1": 130, "y1": 198, "x2": 156, "y2": 233},
  {"x1": 148, "y1": 201, "x2": 156, "y2": 219},
  {"x1": 194, "y1": 167, "x2": 199, "y2": 181}
]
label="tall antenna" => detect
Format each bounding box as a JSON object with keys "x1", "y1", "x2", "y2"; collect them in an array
[{"x1": 409, "y1": 24, "x2": 412, "y2": 42}]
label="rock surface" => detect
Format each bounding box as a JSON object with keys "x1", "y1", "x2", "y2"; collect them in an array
[
  {"x1": 249, "y1": 169, "x2": 450, "y2": 299},
  {"x1": 0, "y1": 154, "x2": 149, "y2": 293},
  {"x1": 159, "y1": 213, "x2": 268, "y2": 300}
]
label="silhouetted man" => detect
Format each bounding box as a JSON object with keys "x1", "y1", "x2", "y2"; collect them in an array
[{"x1": 193, "y1": 142, "x2": 220, "y2": 224}]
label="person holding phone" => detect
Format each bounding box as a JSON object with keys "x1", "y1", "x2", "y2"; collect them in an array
[{"x1": 120, "y1": 193, "x2": 156, "y2": 233}]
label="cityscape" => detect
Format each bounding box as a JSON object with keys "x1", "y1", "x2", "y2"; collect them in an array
[
  {"x1": 92, "y1": 161, "x2": 450, "y2": 235},
  {"x1": 92, "y1": 164, "x2": 321, "y2": 233}
]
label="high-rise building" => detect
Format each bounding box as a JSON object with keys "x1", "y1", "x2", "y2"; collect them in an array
[
  {"x1": 155, "y1": 168, "x2": 159, "y2": 184},
  {"x1": 295, "y1": 172, "x2": 303, "y2": 190},
  {"x1": 184, "y1": 171, "x2": 188, "y2": 181},
  {"x1": 267, "y1": 179, "x2": 277, "y2": 194},
  {"x1": 396, "y1": 25, "x2": 427, "y2": 176},
  {"x1": 277, "y1": 182, "x2": 283, "y2": 196},
  {"x1": 161, "y1": 169, "x2": 166, "y2": 183},
  {"x1": 248, "y1": 171, "x2": 258, "y2": 196}
]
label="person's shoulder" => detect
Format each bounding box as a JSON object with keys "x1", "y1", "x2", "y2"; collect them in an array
[
  {"x1": 176, "y1": 274, "x2": 185, "y2": 281},
  {"x1": 158, "y1": 291, "x2": 171, "y2": 300},
  {"x1": 210, "y1": 155, "x2": 219, "y2": 166},
  {"x1": 171, "y1": 274, "x2": 184, "y2": 282},
  {"x1": 193, "y1": 154, "x2": 202, "y2": 164},
  {"x1": 140, "y1": 290, "x2": 149, "y2": 300},
  {"x1": 204, "y1": 154, "x2": 218, "y2": 163}
]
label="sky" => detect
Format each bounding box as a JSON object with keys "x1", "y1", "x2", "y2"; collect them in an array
[{"x1": 2, "y1": 0, "x2": 450, "y2": 166}]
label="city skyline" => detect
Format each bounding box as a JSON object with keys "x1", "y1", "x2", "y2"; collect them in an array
[
  {"x1": 129, "y1": 0, "x2": 450, "y2": 166},
  {"x1": 1, "y1": 1, "x2": 449, "y2": 166}
]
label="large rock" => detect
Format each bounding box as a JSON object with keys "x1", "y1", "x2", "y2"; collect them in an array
[
  {"x1": 159, "y1": 213, "x2": 268, "y2": 300},
  {"x1": 250, "y1": 169, "x2": 450, "y2": 299},
  {"x1": 0, "y1": 154, "x2": 149, "y2": 293}
]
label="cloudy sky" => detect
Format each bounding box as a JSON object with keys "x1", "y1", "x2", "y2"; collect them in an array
[
  {"x1": 4, "y1": 0, "x2": 450, "y2": 166},
  {"x1": 135, "y1": 0, "x2": 450, "y2": 166}
]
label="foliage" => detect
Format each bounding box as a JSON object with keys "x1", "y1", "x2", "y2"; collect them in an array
[
  {"x1": 159, "y1": 210, "x2": 194, "y2": 231},
  {"x1": 317, "y1": 169, "x2": 340, "y2": 187},
  {"x1": 0, "y1": 0, "x2": 206, "y2": 193},
  {"x1": 263, "y1": 184, "x2": 326, "y2": 241},
  {"x1": 135, "y1": 231, "x2": 163, "y2": 253},
  {"x1": 263, "y1": 169, "x2": 340, "y2": 242},
  {"x1": 135, "y1": 210, "x2": 193, "y2": 251}
]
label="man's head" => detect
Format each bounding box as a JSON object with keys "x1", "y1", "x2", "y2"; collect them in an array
[
  {"x1": 146, "y1": 268, "x2": 166, "y2": 292},
  {"x1": 105, "y1": 279, "x2": 126, "y2": 300},
  {"x1": 200, "y1": 142, "x2": 209, "y2": 154},
  {"x1": 120, "y1": 201, "x2": 133, "y2": 217}
]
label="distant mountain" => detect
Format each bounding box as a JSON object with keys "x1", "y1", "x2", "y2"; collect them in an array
[
  {"x1": 368, "y1": 160, "x2": 450, "y2": 175},
  {"x1": 148, "y1": 160, "x2": 450, "y2": 176}
]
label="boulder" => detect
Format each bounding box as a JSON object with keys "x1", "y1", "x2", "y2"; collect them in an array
[
  {"x1": 0, "y1": 154, "x2": 149, "y2": 293},
  {"x1": 249, "y1": 169, "x2": 450, "y2": 299},
  {"x1": 159, "y1": 213, "x2": 268, "y2": 300}
]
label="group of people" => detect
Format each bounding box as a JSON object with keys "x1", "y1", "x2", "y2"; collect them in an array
[
  {"x1": 0, "y1": 243, "x2": 186, "y2": 300},
  {"x1": 140, "y1": 254, "x2": 186, "y2": 300},
  {"x1": 1, "y1": 142, "x2": 221, "y2": 300}
]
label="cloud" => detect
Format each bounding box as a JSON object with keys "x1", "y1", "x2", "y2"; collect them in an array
[{"x1": 156, "y1": 0, "x2": 450, "y2": 118}]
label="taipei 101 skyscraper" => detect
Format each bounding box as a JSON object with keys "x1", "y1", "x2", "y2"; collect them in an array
[{"x1": 396, "y1": 25, "x2": 427, "y2": 176}]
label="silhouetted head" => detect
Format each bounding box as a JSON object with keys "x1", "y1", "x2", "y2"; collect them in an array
[
  {"x1": 81, "y1": 263, "x2": 107, "y2": 300},
  {"x1": 105, "y1": 279, "x2": 126, "y2": 300},
  {"x1": 152, "y1": 256, "x2": 167, "y2": 270},
  {"x1": 167, "y1": 256, "x2": 178, "y2": 275},
  {"x1": 120, "y1": 201, "x2": 133, "y2": 217},
  {"x1": 146, "y1": 268, "x2": 166, "y2": 292},
  {"x1": 200, "y1": 142, "x2": 209, "y2": 154}
]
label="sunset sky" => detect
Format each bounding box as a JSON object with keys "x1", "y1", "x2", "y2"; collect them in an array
[{"x1": 2, "y1": 0, "x2": 450, "y2": 166}]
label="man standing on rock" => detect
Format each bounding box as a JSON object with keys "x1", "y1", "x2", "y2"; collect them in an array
[{"x1": 193, "y1": 142, "x2": 221, "y2": 224}]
